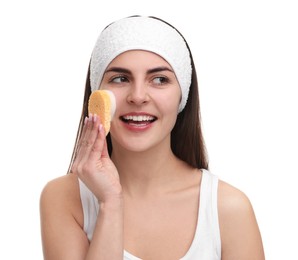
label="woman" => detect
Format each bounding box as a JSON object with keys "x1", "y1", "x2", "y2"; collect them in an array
[{"x1": 40, "y1": 16, "x2": 265, "y2": 260}]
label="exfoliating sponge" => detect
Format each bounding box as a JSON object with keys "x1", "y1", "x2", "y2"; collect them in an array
[{"x1": 88, "y1": 90, "x2": 116, "y2": 135}]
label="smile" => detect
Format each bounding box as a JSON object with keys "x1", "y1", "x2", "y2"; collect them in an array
[{"x1": 120, "y1": 113, "x2": 157, "y2": 127}]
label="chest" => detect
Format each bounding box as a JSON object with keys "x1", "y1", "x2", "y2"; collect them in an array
[{"x1": 123, "y1": 192, "x2": 200, "y2": 260}]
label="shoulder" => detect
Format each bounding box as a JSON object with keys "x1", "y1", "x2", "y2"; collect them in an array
[
  {"x1": 40, "y1": 173, "x2": 83, "y2": 226},
  {"x1": 40, "y1": 175, "x2": 89, "y2": 258},
  {"x1": 40, "y1": 173, "x2": 79, "y2": 203},
  {"x1": 218, "y1": 180, "x2": 252, "y2": 215},
  {"x1": 217, "y1": 180, "x2": 265, "y2": 259}
]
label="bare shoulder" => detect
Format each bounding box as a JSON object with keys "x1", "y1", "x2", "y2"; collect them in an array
[
  {"x1": 40, "y1": 173, "x2": 82, "y2": 223},
  {"x1": 40, "y1": 174, "x2": 88, "y2": 259},
  {"x1": 217, "y1": 180, "x2": 265, "y2": 260},
  {"x1": 41, "y1": 173, "x2": 78, "y2": 204},
  {"x1": 40, "y1": 173, "x2": 79, "y2": 199},
  {"x1": 218, "y1": 180, "x2": 252, "y2": 214}
]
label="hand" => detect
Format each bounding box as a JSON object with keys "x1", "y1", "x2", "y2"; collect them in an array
[{"x1": 71, "y1": 114, "x2": 122, "y2": 203}]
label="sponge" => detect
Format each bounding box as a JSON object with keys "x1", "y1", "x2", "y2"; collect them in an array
[{"x1": 88, "y1": 90, "x2": 116, "y2": 135}]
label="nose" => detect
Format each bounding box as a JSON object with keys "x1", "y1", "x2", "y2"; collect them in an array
[{"x1": 126, "y1": 82, "x2": 150, "y2": 105}]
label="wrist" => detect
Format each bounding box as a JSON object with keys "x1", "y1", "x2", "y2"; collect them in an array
[{"x1": 100, "y1": 196, "x2": 123, "y2": 211}]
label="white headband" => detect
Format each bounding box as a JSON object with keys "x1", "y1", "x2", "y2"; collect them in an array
[{"x1": 90, "y1": 16, "x2": 192, "y2": 112}]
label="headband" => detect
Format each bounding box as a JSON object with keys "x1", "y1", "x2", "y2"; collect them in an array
[{"x1": 90, "y1": 16, "x2": 192, "y2": 112}]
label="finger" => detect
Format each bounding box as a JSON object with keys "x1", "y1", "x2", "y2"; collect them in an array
[
  {"x1": 75, "y1": 115, "x2": 93, "y2": 164},
  {"x1": 74, "y1": 114, "x2": 99, "y2": 173},
  {"x1": 75, "y1": 116, "x2": 89, "y2": 151},
  {"x1": 71, "y1": 116, "x2": 89, "y2": 172},
  {"x1": 79, "y1": 114, "x2": 104, "y2": 166},
  {"x1": 88, "y1": 123, "x2": 106, "y2": 162},
  {"x1": 101, "y1": 132, "x2": 110, "y2": 159}
]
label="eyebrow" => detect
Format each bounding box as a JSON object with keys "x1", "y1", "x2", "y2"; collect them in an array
[{"x1": 105, "y1": 66, "x2": 174, "y2": 75}]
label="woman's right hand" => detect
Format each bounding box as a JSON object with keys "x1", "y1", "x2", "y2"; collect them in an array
[{"x1": 71, "y1": 114, "x2": 122, "y2": 204}]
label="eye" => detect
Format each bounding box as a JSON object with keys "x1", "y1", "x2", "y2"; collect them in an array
[
  {"x1": 152, "y1": 76, "x2": 169, "y2": 85},
  {"x1": 110, "y1": 76, "x2": 129, "y2": 83}
]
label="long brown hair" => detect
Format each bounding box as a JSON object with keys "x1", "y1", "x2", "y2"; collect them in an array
[
  {"x1": 171, "y1": 58, "x2": 208, "y2": 169},
  {"x1": 67, "y1": 17, "x2": 208, "y2": 173}
]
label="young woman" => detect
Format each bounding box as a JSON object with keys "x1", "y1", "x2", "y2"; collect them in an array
[{"x1": 40, "y1": 16, "x2": 265, "y2": 260}]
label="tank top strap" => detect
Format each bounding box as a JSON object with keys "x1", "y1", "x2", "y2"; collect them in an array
[
  {"x1": 78, "y1": 178, "x2": 99, "y2": 241},
  {"x1": 183, "y1": 169, "x2": 221, "y2": 259}
]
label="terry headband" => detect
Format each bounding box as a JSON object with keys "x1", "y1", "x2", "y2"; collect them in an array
[{"x1": 90, "y1": 16, "x2": 192, "y2": 112}]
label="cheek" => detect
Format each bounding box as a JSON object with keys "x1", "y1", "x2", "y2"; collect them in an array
[
  {"x1": 157, "y1": 88, "x2": 181, "y2": 111},
  {"x1": 101, "y1": 87, "x2": 124, "y2": 113},
  {"x1": 112, "y1": 91, "x2": 126, "y2": 114}
]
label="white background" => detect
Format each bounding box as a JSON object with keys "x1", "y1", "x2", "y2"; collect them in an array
[{"x1": 1, "y1": 0, "x2": 297, "y2": 259}]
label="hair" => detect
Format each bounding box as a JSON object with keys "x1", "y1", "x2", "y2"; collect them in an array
[{"x1": 67, "y1": 16, "x2": 208, "y2": 173}]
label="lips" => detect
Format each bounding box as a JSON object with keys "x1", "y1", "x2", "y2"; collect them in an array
[{"x1": 120, "y1": 113, "x2": 157, "y2": 127}]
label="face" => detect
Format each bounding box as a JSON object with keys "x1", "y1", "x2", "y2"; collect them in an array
[{"x1": 100, "y1": 50, "x2": 181, "y2": 153}]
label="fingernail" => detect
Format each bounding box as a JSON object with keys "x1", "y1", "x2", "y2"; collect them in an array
[
  {"x1": 84, "y1": 117, "x2": 88, "y2": 125},
  {"x1": 93, "y1": 114, "x2": 97, "y2": 123},
  {"x1": 89, "y1": 113, "x2": 93, "y2": 122},
  {"x1": 99, "y1": 124, "x2": 103, "y2": 132}
]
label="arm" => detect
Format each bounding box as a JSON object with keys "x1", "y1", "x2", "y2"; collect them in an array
[
  {"x1": 218, "y1": 181, "x2": 265, "y2": 260},
  {"x1": 40, "y1": 175, "x2": 89, "y2": 260},
  {"x1": 40, "y1": 115, "x2": 123, "y2": 259},
  {"x1": 87, "y1": 198, "x2": 123, "y2": 259}
]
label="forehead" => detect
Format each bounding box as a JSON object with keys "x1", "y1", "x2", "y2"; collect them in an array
[{"x1": 106, "y1": 50, "x2": 172, "y2": 69}]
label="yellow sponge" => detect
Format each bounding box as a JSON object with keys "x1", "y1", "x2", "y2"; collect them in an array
[{"x1": 88, "y1": 90, "x2": 116, "y2": 135}]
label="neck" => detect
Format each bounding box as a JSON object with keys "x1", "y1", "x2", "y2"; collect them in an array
[{"x1": 111, "y1": 143, "x2": 186, "y2": 197}]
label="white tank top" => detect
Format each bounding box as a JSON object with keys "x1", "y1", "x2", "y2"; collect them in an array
[{"x1": 79, "y1": 169, "x2": 221, "y2": 260}]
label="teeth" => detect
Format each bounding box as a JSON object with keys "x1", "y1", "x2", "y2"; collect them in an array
[{"x1": 123, "y1": 115, "x2": 155, "y2": 122}]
